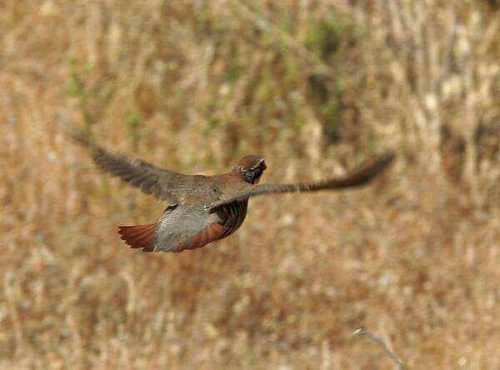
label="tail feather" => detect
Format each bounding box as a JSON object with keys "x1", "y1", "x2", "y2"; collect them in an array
[{"x1": 118, "y1": 224, "x2": 157, "y2": 252}]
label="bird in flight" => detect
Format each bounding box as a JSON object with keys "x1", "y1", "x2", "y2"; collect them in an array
[{"x1": 71, "y1": 131, "x2": 394, "y2": 253}]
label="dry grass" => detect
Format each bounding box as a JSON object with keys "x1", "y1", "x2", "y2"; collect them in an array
[{"x1": 1, "y1": 1, "x2": 499, "y2": 369}]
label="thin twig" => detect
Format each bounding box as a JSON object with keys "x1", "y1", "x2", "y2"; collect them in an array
[{"x1": 352, "y1": 328, "x2": 404, "y2": 370}]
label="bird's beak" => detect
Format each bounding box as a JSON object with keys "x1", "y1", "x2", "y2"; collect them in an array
[{"x1": 252, "y1": 158, "x2": 266, "y2": 171}]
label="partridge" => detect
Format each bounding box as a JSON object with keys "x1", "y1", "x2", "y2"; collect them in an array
[{"x1": 72, "y1": 131, "x2": 394, "y2": 252}]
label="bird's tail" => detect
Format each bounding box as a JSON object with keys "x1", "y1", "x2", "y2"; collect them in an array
[{"x1": 118, "y1": 224, "x2": 158, "y2": 252}]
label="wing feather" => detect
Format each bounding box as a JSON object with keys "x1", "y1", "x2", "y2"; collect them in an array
[
  {"x1": 208, "y1": 152, "x2": 395, "y2": 210},
  {"x1": 71, "y1": 130, "x2": 194, "y2": 202}
]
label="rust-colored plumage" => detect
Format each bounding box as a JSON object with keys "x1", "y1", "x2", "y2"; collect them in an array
[
  {"x1": 118, "y1": 224, "x2": 157, "y2": 252},
  {"x1": 71, "y1": 130, "x2": 394, "y2": 253},
  {"x1": 187, "y1": 223, "x2": 227, "y2": 251}
]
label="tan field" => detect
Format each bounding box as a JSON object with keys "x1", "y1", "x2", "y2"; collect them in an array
[{"x1": 1, "y1": 1, "x2": 499, "y2": 369}]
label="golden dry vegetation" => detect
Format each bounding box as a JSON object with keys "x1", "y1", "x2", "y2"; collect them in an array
[{"x1": 1, "y1": 1, "x2": 499, "y2": 369}]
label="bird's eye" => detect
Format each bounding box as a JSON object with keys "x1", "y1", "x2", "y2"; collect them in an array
[{"x1": 244, "y1": 170, "x2": 254, "y2": 183}]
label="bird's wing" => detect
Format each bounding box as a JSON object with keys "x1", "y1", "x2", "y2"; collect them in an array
[
  {"x1": 70, "y1": 130, "x2": 197, "y2": 203},
  {"x1": 207, "y1": 152, "x2": 395, "y2": 210}
]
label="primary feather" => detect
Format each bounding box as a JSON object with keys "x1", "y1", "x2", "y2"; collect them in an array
[{"x1": 207, "y1": 153, "x2": 395, "y2": 210}]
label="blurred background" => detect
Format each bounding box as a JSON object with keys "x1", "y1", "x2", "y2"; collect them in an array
[{"x1": 1, "y1": 1, "x2": 499, "y2": 369}]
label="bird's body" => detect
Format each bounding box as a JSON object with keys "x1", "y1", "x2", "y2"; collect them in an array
[
  {"x1": 121, "y1": 174, "x2": 252, "y2": 252},
  {"x1": 71, "y1": 131, "x2": 394, "y2": 253}
]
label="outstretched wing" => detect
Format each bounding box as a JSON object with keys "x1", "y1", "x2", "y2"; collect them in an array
[
  {"x1": 71, "y1": 130, "x2": 196, "y2": 203},
  {"x1": 208, "y1": 152, "x2": 395, "y2": 210}
]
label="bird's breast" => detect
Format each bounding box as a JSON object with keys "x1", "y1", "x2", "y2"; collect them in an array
[{"x1": 217, "y1": 199, "x2": 249, "y2": 238}]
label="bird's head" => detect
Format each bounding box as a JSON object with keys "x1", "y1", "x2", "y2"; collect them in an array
[{"x1": 233, "y1": 155, "x2": 267, "y2": 184}]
